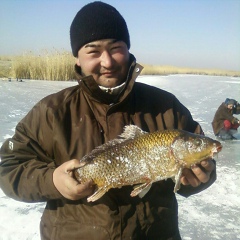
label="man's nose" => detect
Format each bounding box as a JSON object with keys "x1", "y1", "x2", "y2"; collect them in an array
[{"x1": 100, "y1": 51, "x2": 114, "y2": 68}]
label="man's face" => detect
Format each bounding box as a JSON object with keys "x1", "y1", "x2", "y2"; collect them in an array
[{"x1": 76, "y1": 39, "x2": 130, "y2": 88}]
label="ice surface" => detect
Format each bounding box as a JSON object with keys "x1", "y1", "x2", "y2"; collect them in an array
[{"x1": 0, "y1": 75, "x2": 239, "y2": 240}]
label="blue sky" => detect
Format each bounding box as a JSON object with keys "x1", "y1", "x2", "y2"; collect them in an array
[{"x1": 0, "y1": 0, "x2": 239, "y2": 71}]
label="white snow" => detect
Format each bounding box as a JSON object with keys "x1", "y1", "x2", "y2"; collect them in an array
[{"x1": 0, "y1": 75, "x2": 239, "y2": 240}]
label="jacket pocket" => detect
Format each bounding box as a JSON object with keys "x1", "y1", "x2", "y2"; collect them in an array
[{"x1": 50, "y1": 221, "x2": 111, "y2": 240}]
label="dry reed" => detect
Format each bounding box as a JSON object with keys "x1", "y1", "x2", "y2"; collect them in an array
[
  {"x1": 141, "y1": 64, "x2": 240, "y2": 77},
  {"x1": 1, "y1": 51, "x2": 239, "y2": 80},
  {"x1": 11, "y1": 50, "x2": 76, "y2": 81}
]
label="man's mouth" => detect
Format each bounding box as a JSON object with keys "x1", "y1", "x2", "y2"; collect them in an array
[{"x1": 101, "y1": 71, "x2": 116, "y2": 76}]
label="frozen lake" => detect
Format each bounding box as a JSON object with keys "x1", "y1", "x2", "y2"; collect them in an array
[{"x1": 0, "y1": 75, "x2": 240, "y2": 240}]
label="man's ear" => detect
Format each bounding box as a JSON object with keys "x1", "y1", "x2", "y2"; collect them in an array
[{"x1": 76, "y1": 58, "x2": 81, "y2": 67}]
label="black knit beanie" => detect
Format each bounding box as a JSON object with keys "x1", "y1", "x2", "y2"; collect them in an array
[{"x1": 70, "y1": 1, "x2": 130, "y2": 57}]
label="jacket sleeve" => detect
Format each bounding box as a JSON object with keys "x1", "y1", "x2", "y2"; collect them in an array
[
  {"x1": 222, "y1": 110, "x2": 238, "y2": 124},
  {"x1": 173, "y1": 96, "x2": 204, "y2": 135},
  {"x1": 0, "y1": 100, "x2": 62, "y2": 202},
  {"x1": 173, "y1": 97, "x2": 217, "y2": 197}
]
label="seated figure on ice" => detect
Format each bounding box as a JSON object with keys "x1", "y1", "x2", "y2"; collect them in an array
[{"x1": 212, "y1": 98, "x2": 240, "y2": 140}]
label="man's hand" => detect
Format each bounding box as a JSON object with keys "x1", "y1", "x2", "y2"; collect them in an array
[
  {"x1": 180, "y1": 158, "x2": 215, "y2": 187},
  {"x1": 53, "y1": 159, "x2": 95, "y2": 200}
]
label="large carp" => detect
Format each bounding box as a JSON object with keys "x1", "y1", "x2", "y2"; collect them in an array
[{"x1": 74, "y1": 125, "x2": 222, "y2": 202}]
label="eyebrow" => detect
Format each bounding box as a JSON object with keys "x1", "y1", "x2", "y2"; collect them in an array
[{"x1": 84, "y1": 39, "x2": 119, "y2": 48}]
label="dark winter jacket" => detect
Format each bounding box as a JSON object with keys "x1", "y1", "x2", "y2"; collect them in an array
[
  {"x1": 0, "y1": 56, "x2": 216, "y2": 240},
  {"x1": 212, "y1": 102, "x2": 239, "y2": 135}
]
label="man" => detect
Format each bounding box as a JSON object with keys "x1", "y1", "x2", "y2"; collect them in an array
[
  {"x1": 212, "y1": 98, "x2": 240, "y2": 140},
  {"x1": 0, "y1": 2, "x2": 216, "y2": 239}
]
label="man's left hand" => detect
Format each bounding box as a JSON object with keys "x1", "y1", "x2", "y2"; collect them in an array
[{"x1": 180, "y1": 158, "x2": 215, "y2": 187}]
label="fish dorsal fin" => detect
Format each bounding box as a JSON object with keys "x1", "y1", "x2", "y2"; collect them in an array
[
  {"x1": 80, "y1": 125, "x2": 146, "y2": 164},
  {"x1": 118, "y1": 125, "x2": 146, "y2": 140}
]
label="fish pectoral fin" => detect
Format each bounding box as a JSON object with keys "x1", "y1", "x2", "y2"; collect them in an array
[
  {"x1": 173, "y1": 167, "x2": 183, "y2": 193},
  {"x1": 87, "y1": 187, "x2": 108, "y2": 202},
  {"x1": 138, "y1": 184, "x2": 152, "y2": 198},
  {"x1": 130, "y1": 182, "x2": 152, "y2": 197}
]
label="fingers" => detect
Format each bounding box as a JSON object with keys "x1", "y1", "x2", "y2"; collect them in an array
[
  {"x1": 65, "y1": 178, "x2": 95, "y2": 200},
  {"x1": 199, "y1": 159, "x2": 215, "y2": 172},
  {"x1": 75, "y1": 180, "x2": 95, "y2": 197},
  {"x1": 63, "y1": 159, "x2": 83, "y2": 173},
  {"x1": 191, "y1": 164, "x2": 209, "y2": 184},
  {"x1": 181, "y1": 159, "x2": 216, "y2": 187},
  {"x1": 181, "y1": 168, "x2": 200, "y2": 187},
  {"x1": 192, "y1": 159, "x2": 215, "y2": 183},
  {"x1": 53, "y1": 159, "x2": 95, "y2": 201}
]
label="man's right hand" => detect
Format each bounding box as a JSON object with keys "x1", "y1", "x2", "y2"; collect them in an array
[{"x1": 53, "y1": 159, "x2": 95, "y2": 200}]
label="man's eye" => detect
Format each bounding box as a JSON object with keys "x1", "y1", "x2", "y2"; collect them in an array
[
  {"x1": 111, "y1": 46, "x2": 121, "y2": 50},
  {"x1": 88, "y1": 50, "x2": 99, "y2": 54}
]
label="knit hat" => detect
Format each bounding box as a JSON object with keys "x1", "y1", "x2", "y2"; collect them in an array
[
  {"x1": 228, "y1": 99, "x2": 236, "y2": 105},
  {"x1": 225, "y1": 98, "x2": 236, "y2": 106},
  {"x1": 70, "y1": 1, "x2": 130, "y2": 57}
]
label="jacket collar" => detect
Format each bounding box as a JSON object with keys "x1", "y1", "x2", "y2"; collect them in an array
[{"x1": 75, "y1": 54, "x2": 143, "y2": 105}]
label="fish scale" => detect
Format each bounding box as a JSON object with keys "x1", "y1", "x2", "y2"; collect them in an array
[{"x1": 74, "y1": 125, "x2": 222, "y2": 202}]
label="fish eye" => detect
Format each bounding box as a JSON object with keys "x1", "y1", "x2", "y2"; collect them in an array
[{"x1": 194, "y1": 139, "x2": 202, "y2": 146}]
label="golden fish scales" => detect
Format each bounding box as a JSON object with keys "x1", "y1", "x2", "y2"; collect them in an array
[
  {"x1": 77, "y1": 131, "x2": 177, "y2": 185},
  {"x1": 74, "y1": 125, "x2": 222, "y2": 202}
]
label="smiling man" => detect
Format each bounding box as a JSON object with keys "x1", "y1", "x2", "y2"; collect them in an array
[
  {"x1": 0, "y1": 1, "x2": 217, "y2": 239},
  {"x1": 76, "y1": 39, "x2": 130, "y2": 88}
]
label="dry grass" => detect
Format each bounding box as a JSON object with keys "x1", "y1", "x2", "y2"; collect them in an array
[
  {"x1": 0, "y1": 52, "x2": 239, "y2": 80},
  {"x1": 10, "y1": 50, "x2": 76, "y2": 81},
  {"x1": 0, "y1": 56, "x2": 12, "y2": 78},
  {"x1": 141, "y1": 64, "x2": 240, "y2": 77}
]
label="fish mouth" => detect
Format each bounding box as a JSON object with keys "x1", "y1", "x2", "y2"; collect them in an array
[
  {"x1": 216, "y1": 145, "x2": 222, "y2": 152},
  {"x1": 211, "y1": 143, "x2": 222, "y2": 157},
  {"x1": 216, "y1": 142, "x2": 223, "y2": 152}
]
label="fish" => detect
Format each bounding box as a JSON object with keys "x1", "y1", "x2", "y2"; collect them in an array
[{"x1": 74, "y1": 125, "x2": 222, "y2": 202}]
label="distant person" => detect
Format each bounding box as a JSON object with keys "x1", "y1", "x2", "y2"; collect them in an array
[
  {"x1": 0, "y1": 2, "x2": 217, "y2": 239},
  {"x1": 212, "y1": 98, "x2": 240, "y2": 140}
]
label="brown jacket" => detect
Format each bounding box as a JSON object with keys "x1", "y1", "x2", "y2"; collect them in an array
[
  {"x1": 0, "y1": 56, "x2": 216, "y2": 240},
  {"x1": 212, "y1": 102, "x2": 239, "y2": 135}
]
